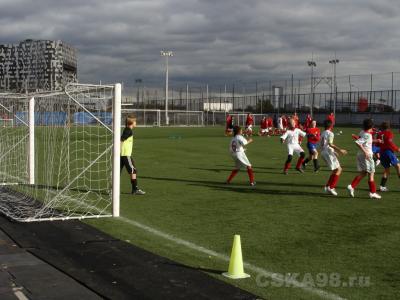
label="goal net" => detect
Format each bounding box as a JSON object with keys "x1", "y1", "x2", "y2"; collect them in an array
[
  {"x1": 0, "y1": 83, "x2": 121, "y2": 222},
  {"x1": 122, "y1": 109, "x2": 161, "y2": 127},
  {"x1": 0, "y1": 118, "x2": 13, "y2": 127},
  {"x1": 121, "y1": 109, "x2": 204, "y2": 127},
  {"x1": 230, "y1": 113, "x2": 267, "y2": 127}
]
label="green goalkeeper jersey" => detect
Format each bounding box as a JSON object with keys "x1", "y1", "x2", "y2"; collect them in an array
[{"x1": 121, "y1": 127, "x2": 133, "y2": 157}]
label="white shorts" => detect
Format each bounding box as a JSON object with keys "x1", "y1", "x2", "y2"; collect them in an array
[
  {"x1": 246, "y1": 125, "x2": 253, "y2": 131},
  {"x1": 278, "y1": 124, "x2": 284, "y2": 130},
  {"x1": 357, "y1": 152, "x2": 375, "y2": 173},
  {"x1": 231, "y1": 152, "x2": 251, "y2": 169},
  {"x1": 321, "y1": 150, "x2": 340, "y2": 170},
  {"x1": 260, "y1": 128, "x2": 268, "y2": 134},
  {"x1": 287, "y1": 144, "x2": 304, "y2": 156}
]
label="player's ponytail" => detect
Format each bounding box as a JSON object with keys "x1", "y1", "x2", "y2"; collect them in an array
[
  {"x1": 324, "y1": 119, "x2": 332, "y2": 130},
  {"x1": 233, "y1": 125, "x2": 241, "y2": 136}
]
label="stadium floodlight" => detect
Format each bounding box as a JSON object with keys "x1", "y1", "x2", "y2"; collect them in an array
[
  {"x1": 329, "y1": 56, "x2": 340, "y2": 115},
  {"x1": 161, "y1": 50, "x2": 174, "y2": 126},
  {"x1": 307, "y1": 58, "x2": 317, "y2": 117}
]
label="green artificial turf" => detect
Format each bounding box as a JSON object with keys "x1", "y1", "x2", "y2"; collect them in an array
[{"x1": 85, "y1": 126, "x2": 400, "y2": 300}]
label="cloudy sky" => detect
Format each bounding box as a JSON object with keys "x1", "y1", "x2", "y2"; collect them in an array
[{"x1": 1, "y1": 0, "x2": 399, "y2": 88}]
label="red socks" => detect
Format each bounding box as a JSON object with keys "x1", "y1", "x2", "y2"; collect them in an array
[
  {"x1": 351, "y1": 176, "x2": 363, "y2": 188},
  {"x1": 326, "y1": 174, "x2": 340, "y2": 188},
  {"x1": 296, "y1": 157, "x2": 304, "y2": 169},
  {"x1": 228, "y1": 168, "x2": 255, "y2": 184},
  {"x1": 368, "y1": 181, "x2": 376, "y2": 193},
  {"x1": 284, "y1": 162, "x2": 291, "y2": 172},
  {"x1": 227, "y1": 169, "x2": 239, "y2": 183},
  {"x1": 351, "y1": 176, "x2": 377, "y2": 193},
  {"x1": 247, "y1": 167, "x2": 255, "y2": 183},
  {"x1": 330, "y1": 174, "x2": 339, "y2": 189},
  {"x1": 326, "y1": 175, "x2": 334, "y2": 187}
]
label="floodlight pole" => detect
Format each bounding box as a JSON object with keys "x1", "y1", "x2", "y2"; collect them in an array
[
  {"x1": 329, "y1": 54, "x2": 339, "y2": 116},
  {"x1": 112, "y1": 83, "x2": 122, "y2": 217},
  {"x1": 161, "y1": 50, "x2": 173, "y2": 125},
  {"x1": 307, "y1": 57, "x2": 316, "y2": 117}
]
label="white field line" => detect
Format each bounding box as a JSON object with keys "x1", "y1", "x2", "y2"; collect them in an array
[
  {"x1": 12, "y1": 287, "x2": 29, "y2": 300},
  {"x1": 119, "y1": 217, "x2": 345, "y2": 300}
]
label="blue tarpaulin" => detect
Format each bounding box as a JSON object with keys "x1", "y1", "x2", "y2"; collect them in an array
[{"x1": 14, "y1": 112, "x2": 112, "y2": 126}]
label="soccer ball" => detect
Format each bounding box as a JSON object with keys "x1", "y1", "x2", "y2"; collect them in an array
[{"x1": 340, "y1": 131, "x2": 343, "y2": 134}]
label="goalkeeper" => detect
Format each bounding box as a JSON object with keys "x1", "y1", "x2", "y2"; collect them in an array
[{"x1": 121, "y1": 116, "x2": 145, "y2": 195}]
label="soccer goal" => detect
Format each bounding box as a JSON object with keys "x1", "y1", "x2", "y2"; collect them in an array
[
  {"x1": 122, "y1": 109, "x2": 161, "y2": 127},
  {"x1": 231, "y1": 113, "x2": 267, "y2": 127},
  {"x1": 121, "y1": 109, "x2": 204, "y2": 127},
  {"x1": 167, "y1": 110, "x2": 204, "y2": 127},
  {"x1": 0, "y1": 118, "x2": 13, "y2": 127},
  {"x1": 0, "y1": 83, "x2": 121, "y2": 222}
]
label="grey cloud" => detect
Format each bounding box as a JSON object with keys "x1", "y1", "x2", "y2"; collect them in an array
[{"x1": 0, "y1": 0, "x2": 399, "y2": 87}]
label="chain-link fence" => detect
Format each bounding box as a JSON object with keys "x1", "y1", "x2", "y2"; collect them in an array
[{"x1": 125, "y1": 72, "x2": 400, "y2": 115}]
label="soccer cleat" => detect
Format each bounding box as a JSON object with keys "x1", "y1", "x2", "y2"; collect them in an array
[
  {"x1": 314, "y1": 166, "x2": 320, "y2": 173},
  {"x1": 133, "y1": 189, "x2": 146, "y2": 195},
  {"x1": 379, "y1": 186, "x2": 388, "y2": 192},
  {"x1": 324, "y1": 186, "x2": 329, "y2": 193},
  {"x1": 250, "y1": 182, "x2": 256, "y2": 186},
  {"x1": 283, "y1": 170, "x2": 288, "y2": 175},
  {"x1": 327, "y1": 187, "x2": 338, "y2": 196},
  {"x1": 295, "y1": 167, "x2": 304, "y2": 173},
  {"x1": 347, "y1": 185, "x2": 355, "y2": 198},
  {"x1": 369, "y1": 192, "x2": 381, "y2": 199}
]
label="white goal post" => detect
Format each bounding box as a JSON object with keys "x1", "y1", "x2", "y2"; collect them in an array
[{"x1": 0, "y1": 83, "x2": 121, "y2": 222}]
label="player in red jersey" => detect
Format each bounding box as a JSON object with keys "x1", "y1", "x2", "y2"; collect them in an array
[
  {"x1": 304, "y1": 113, "x2": 312, "y2": 130},
  {"x1": 225, "y1": 114, "x2": 234, "y2": 136},
  {"x1": 327, "y1": 112, "x2": 335, "y2": 128},
  {"x1": 282, "y1": 115, "x2": 288, "y2": 130},
  {"x1": 292, "y1": 112, "x2": 300, "y2": 128},
  {"x1": 258, "y1": 116, "x2": 269, "y2": 136},
  {"x1": 266, "y1": 116, "x2": 274, "y2": 135},
  {"x1": 377, "y1": 122, "x2": 400, "y2": 192},
  {"x1": 302, "y1": 120, "x2": 321, "y2": 172},
  {"x1": 244, "y1": 113, "x2": 254, "y2": 136}
]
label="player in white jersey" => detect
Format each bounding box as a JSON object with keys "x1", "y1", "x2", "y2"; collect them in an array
[
  {"x1": 281, "y1": 118, "x2": 306, "y2": 174},
  {"x1": 347, "y1": 119, "x2": 381, "y2": 199},
  {"x1": 320, "y1": 119, "x2": 347, "y2": 196},
  {"x1": 278, "y1": 116, "x2": 284, "y2": 131},
  {"x1": 226, "y1": 126, "x2": 255, "y2": 186}
]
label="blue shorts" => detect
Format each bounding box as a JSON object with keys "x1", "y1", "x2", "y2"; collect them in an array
[
  {"x1": 372, "y1": 145, "x2": 380, "y2": 154},
  {"x1": 380, "y1": 150, "x2": 399, "y2": 169},
  {"x1": 307, "y1": 142, "x2": 318, "y2": 154}
]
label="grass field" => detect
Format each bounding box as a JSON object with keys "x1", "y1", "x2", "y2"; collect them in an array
[{"x1": 84, "y1": 126, "x2": 400, "y2": 300}]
